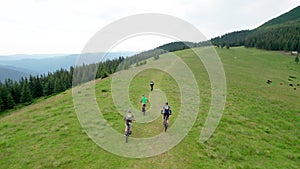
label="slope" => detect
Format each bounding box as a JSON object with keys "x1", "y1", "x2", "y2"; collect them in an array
[
  {"x1": 0, "y1": 47, "x2": 299, "y2": 168},
  {"x1": 211, "y1": 5, "x2": 300, "y2": 51},
  {"x1": 258, "y1": 6, "x2": 300, "y2": 28}
]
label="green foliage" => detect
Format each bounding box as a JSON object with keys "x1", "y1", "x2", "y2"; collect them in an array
[
  {"x1": 295, "y1": 55, "x2": 299, "y2": 64},
  {"x1": 153, "y1": 54, "x2": 160, "y2": 60},
  {"x1": 0, "y1": 96, "x2": 3, "y2": 112},
  {"x1": 5, "y1": 92, "x2": 15, "y2": 109},
  {"x1": 156, "y1": 41, "x2": 211, "y2": 52},
  {"x1": 211, "y1": 30, "x2": 251, "y2": 47},
  {"x1": 20, "y1": 81, "x2": 32, "y2": 103}
]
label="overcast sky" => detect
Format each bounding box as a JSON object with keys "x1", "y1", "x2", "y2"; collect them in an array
[{"x1": 0, "y1": 0, "x2": 299, "y2": 55}]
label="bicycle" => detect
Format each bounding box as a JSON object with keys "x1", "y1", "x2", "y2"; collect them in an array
[
  {"x1": 125, "y1": 122, "x2": 131, "y2": 143},
  {"x1": 161, "y1": 109, "x2": 171, "y2": 132},
  {"x1": 150, "y1": 81, "x2": 154, "y2": 91},
  {"x1": 163, "y1": 115, "x2": 168, "y2": 132},
  {"x1": 142, "y1": 103, "x2": 146, "y2": 115}
]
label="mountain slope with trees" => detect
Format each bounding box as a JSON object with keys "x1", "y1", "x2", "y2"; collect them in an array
[
  {"x1": 211, "y1": 6, "x2": 300, "y2": 51},
  {"x1": 0, "y1": 57, "x2": 124, "y2": 112}
]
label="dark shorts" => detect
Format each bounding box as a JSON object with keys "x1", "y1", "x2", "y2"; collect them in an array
[
  {"x1": 142, "y1": 104, "x2": 146, "y2": 111},
  {"x1": 126, "y1": 120, "x2": 132, "y2": 126},
  {"x1": 163, "y1": 113, "x2": 169, "y2": 120}
]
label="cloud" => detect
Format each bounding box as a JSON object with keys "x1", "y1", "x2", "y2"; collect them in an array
[{"x1": 0, "y1": 0, "x2": 299, "y2": 54}]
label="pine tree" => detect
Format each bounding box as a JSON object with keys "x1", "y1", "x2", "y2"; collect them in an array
[
  {"x1": 295, "y1": 54, "x2": 299, "y2": 64},
  {"x1": 0, "y1": 98, "x2": 3, "y2": 112},
  {"x1": 20, "y1": 82, "x2": 32, "y2": 103},
  {"x1": 12, "y1": 81, "x2": 21, "y2": 104},
  {"x1": 6, "y1": 92, "x2": 15, "y2": 109},
  {"x1": 0, "y1": 87, "x2": 4, "y2": 112}
]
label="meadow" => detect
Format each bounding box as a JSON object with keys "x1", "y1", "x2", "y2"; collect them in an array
[{"x1": 0, "y1": 47, "x2": 299, "y2": 168}]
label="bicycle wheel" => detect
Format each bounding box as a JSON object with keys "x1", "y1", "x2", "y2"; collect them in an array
[
  {"x1": 142, "y1": 105, "x2": 146, "y2": 115},
  {"x1": 125, "y1": 133, "x2": 129, "y2": 143},
  {"x1": 125, "y1": 125, "x2": 130, "y2": 143},
  {"x1": 164, "y1": 122, "x2": 168, "y2": 132},
  {"x1": 163, "y1": 117, "x2": 168, "y2": 132}
]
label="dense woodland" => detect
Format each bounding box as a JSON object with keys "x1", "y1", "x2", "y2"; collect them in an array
[
  {"x1": 0, "y1": 57, "x2": 124, "y2": 112},
  {"x1": 211, "y1": 26, "x2": 300, "y2": 51}
]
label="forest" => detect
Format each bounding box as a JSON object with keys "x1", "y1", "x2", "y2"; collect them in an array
[
  {"x1": 0, "y1": 57, "x2": 124, "y2": 112},
  {"x1": 211, "y1": 26, "x2": 300, "y2": 51}
]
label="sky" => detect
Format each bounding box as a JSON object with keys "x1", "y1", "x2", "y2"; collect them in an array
[{"x1": 0, "y1": 0, "x2": 299, "y2": 55}]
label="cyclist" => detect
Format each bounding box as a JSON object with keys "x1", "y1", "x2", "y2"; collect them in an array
[
  {"x1": 140, "y1": 94, "x2": 149, "y2": 113},
  {"x1": 161, "y1": 102, "x2": 172, "y2": 124},
  {"x1": 124, "y1": 109, "x2": 135, "y2": 135},
  {"x1": 149, "y1": 80, "x2": 154, "y2": 91}
]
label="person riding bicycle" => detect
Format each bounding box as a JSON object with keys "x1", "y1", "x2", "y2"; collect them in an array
[
  {"x1": 161, "y1": 102, "x2": 172, "y2": 124},
  {"x1": 149, "y1": 80, "x2": 154, "y2": 91},
  {"x1": 140, "y1": 94, "x2": 149, "y2": 112},
  {"x1": 124, "y1": 109, "x2": 135, "y2": 135}
]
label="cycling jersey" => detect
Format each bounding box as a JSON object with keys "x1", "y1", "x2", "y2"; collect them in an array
[
  {"x1": 141, "y1": 97, "x2": 148, "y2": 104},
  {"x1": 125, "y1": 113, "x2": 134, "y2": 122},
  {"x1": 163, "y1": 105, "x2": 171, "y2": 114}
]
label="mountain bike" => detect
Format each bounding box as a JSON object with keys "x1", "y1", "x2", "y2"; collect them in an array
[
  {"x1": 125, "y1": 122, "x2": 131, "y2": 143},
  {"x1": 142, "y1": 103, "x2": 146, "y2": 116},
  {"x1": 163, "y1": 114, "x2": 168, "y2": 132},
  {"x1": 150, "y1": 84, "x2": 154, "y2": 91}
]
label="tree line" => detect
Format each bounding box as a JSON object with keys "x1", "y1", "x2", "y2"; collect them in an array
[
  {"x1": 0, "y1": 57, "x2": 124, "y2": 113},
  {"x1": 211, "y1": 25, "x2": 300, "y2": 52}
]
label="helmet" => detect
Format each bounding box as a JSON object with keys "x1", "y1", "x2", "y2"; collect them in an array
[
  {"x1": 128, "y1": 109, "x2": 132, "y2": 113},
  {"x1": 165, "y1": 102, "x2": 168, "y2": 105}
]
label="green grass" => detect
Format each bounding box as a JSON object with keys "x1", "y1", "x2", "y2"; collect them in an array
[{"x1": 0, "y1": 47, "x2": 299, "y2": 168}]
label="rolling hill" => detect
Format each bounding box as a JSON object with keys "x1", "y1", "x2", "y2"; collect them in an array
[
  {"x1": 258, "y1": 6, "x2": 300, "y2": 28},
  {"x1": 211, "y1": 5, "x2": 300, "y2": 51},
  {"x1": 0, "y1": 65, "x2": 33, "y2": 82},
  {"x1": 0, "y1": 47, "x2": 299, "y2": 168}
]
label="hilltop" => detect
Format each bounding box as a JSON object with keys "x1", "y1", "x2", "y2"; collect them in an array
[
  {"x1": 211, "y1": 5, "x2": 300, "y2": 51},
  {"x1": 258, "y1": 6, "x2": 300, "y2": 28}
]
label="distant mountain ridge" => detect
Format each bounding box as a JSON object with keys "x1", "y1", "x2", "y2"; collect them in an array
[
  {"x1": 0, "y1": 51, "x2": 135, "y2": 82},
  {"x1": 0, "y1": 65, "x2": 31, "y2": 82}
]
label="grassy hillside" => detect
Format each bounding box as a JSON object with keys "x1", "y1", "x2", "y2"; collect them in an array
[{"x1": 0, "y1": 47, "x2": 299, "y2": 168}]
